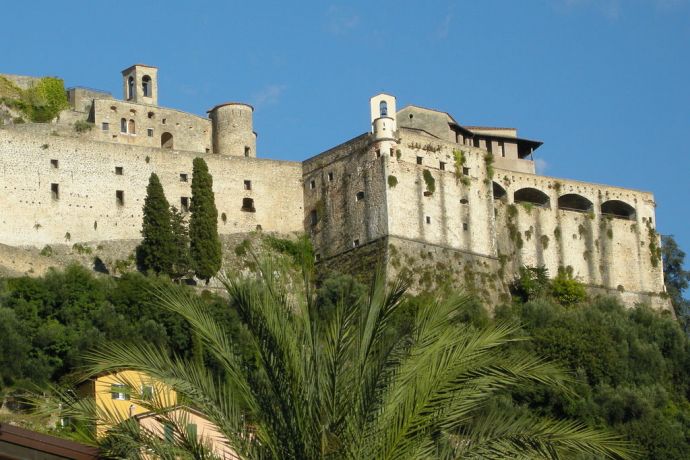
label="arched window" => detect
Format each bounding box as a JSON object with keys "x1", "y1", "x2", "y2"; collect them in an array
[
  {"x1": 601, "y1": 200, "x2": 636, "y2": 220},
  {"x1": 558, "y1": 193, "x2": 593, "y2": 212},
  {"x1": 120, "y1": 118, "x2": 127, "y2": 133},
  {"x1": 161, "y1": 132, "x2": 174, "y2": 149},
  {"x1": 127, "y1": 76, "x2": 134, "y2": 100},
  {"x1": 514, "y1": 187, "x2": 550, "y2": 207},
  {"x1": 379, "y1": 100, "x2": 388, "y2": 117},
  {"x1": 128, "y1": 119, "x2": 136, "y2": 135},
  {"x1": 142, "y1": 75, "x2": 151, "y2": 97},
  {"x1": 242, "y1": 197, "x2": 255, "y2": 212},
  {"x1": 492, "y1": 181, "x2": 507, "y2": 201}
]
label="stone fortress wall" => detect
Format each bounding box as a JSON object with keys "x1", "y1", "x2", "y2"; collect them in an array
[{"x1": 0, "y1": 65, "x2": 670, "y2": 310}]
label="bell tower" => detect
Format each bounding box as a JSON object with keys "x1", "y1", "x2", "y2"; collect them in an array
[
  {"x1": 370, "y1": 93, "x2": 398, "y2": 152},
  {"x1": 121, "y1": 64, "x2": 158, "y2": 106}
]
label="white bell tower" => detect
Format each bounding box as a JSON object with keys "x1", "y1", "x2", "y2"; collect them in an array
[{"x1": 370, "y1": 93, "x2": 398, "y2": 156}]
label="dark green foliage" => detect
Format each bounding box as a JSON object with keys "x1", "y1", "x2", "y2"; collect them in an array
[
  {"x1": 263, "y1": 234, "x2": 313, "y2": 268},
  {"x1": 661, "y1": 235, "x2": 690, "y2": 325},
  {"x1": 169, "y1": 206, "x2": 191, "y2": 280},
  {"x1": 189, "y1": 158, "x2": 221, "y2": 282},
  {"x1": 422, "y1": 169, "x2": 436, "y2": 194},
  {"x1": 1, "y1": 77, "x2": 69, "y2": 123},
  {"x1": 136, "y1": 173, "x2": 175, "y2": 275},
  {"x1": 551, "y1": 268, "x2": 587, "y2": 306},
  {"x1": 511, "y1": 266, "x2": 550, "y2": 302}
]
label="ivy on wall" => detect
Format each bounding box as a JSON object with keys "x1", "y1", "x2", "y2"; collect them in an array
[{"x1": 0, "y1": 76, "x2": 69, "y2": 122}]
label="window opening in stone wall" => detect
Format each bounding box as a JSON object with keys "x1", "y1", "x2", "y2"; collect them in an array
[
  {"x1": 142, "y1": 75, "x2": 151, "y2": 97},
  {"x1": 51, "y1": 183, "x2": 59, "y2": 200},
  {"x1": 162, "y1": 118, "x2": 167, "y2": 124},
  {"x1": 463, "y1": 222, "x2": 468, "y2": 231},
  {"x1": 376, "y1": 149, "x2": 381, "y2": 158},
  {"x1": 463, "y1": 167, "x2": 470, "y2": 175},
  {"x1": 115, "y1": 166, "x2": 123, "y2": 175},
  {"x1": 50, "y1": 159, "x2": 58, "y2": 169},
  {"x1": 102, "y1": 122, "x2": 109, "y2": 131},
  {"x1": 514, "y1": 187, "x2": 550, "y2": 207},
  {"x1": 492, "y1": 182, "x2": 507, "y2": 201},
  {"x1": 390, "y1": 148, "x2": 394, "y2": 156},
  {"x1": 356, "y1": 191, "x2": 365, "y2": 201},
  {"x1": 128, "y1": 119, "x2": 136, "y2": 135},
  {"x1": 120, "y1": 118, "x2": 127, "y2": 133},
  {"x1": 116, "y1": 190, "x2": 125, "y2": 206},
  {"x1": 416, "y1": 156, "x2": 423, "y2": 165},
  {"x1": 244, "y1": 180, "x2": 252, "y2": 190},
  {"x1": 180, "y1": 173, "x2": 188, "y2": 182},
  {"x1": 498, "y1": 141, "x2": 505, "y2": 157},
  {"x1": 242, "y1": 197, "x2": 256, "y2": 212},
  {"x1": 379, "y1": 100, "x2": 388, "y2": 117},
  {"x1": 147, "y1": 128, "x2": 154, "y2": 137},
  {"x1": 309, "y1": 180, "x2": 316, "y2": 190},
  {"x1": 558, "y1": 194, "x2": 593, "y2": 213},
  {"x1": 161, "y1": 132, "x2": 174, "y2": 149},
  {"x1": 315, "y1": 253, "x2": 321, "y2": 262},
  {"x1": 353, "y1": 239, "x2": 360, "y2": 247},
  {"x1": 460, "y1": 198, "x2": 469, "y2": 205},
  {"x1": 473, "y1": 138, "x2": 480, "y2": 148},
  {"x1": 148, "y1": 111, "x2": 155, "y2": 119},
  {"x1": 486, "y1": 140, "x2": 493, "y2": 153},
  {"x1": 127, "y1": 77, "x2": 134, "y2": 100},
  {"x1": 328, "y1": 172, "x2": 334, "y2": 181},
  {"x1": 110, "y1": 105, "x2": 117, "y2": 112},
  {"x1": 244, "y1": 146, "x2": 251, "y2": 157},
  {"x1": 180, "y1": 197, "x2": 189, "y2": 212},
  {"x1": 440, "y1": 161, "x2": 446, "y2": 171},
  {"x1": 425, "y1": 216, "x2": 431, "y2": 224},
  {"x1": 601, "y1": 200, "x2": 636, "y2": 220},
  {"x1": 310, "y1": 209, "x2": 318, "y2": 226}
]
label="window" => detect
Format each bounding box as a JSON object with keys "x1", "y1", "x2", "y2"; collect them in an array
[
  {"x1": 242, "y1": 197, "x2": 255, "y2": 212},
  {"x1": 486, "y1": 140, "x2": 493, "y2": 153},
  {"x1": 462, "y1": 167, "x2": 470, "y2": 176},
  {"x1": 180, "y1": 173, "x2": 188, "y2": 182},
  {"x1": 115, "y1": 166, "x2": 123, "y2": 175},
  {"x1": 460, "y1": 198, "x2": 469, "y2": 205},
  {"x1": 142, "y1": 75, "x2": 151, "y2": 97},
  {"x1": 353, "y1": 239, "x2": 360, "y2": 247},
  {"x1": 120, "y1": 118, "x2": 127, "y2": 133},
  {"x1": 328, "y1": 172, "x2": 334, "y2": 181},
  {"x1": 244, "y1": 146, "x2": 251, "y2": 157},
  {"x1": 141, "y1": 385, "x2": 154, "y2": 401},
  {"x1": 161, "y1": 132, "x2": 174, "y2": 149},
  {"x1": 463, "y1": 222, "x2": 468, "y2": 231},
  {"x1": 309, "y1": 180, "x2": 316, "y2": 190},
  {"x1": 473, "y1": 138, "x2": 480, "y2": 148},
  {"x1": 244, "y1": 180, "x2": 252, "y2": 190},
  {"x1": 440, "y1": 161, "x2": 446, "y2": 171},
  {"x1": 111, "y1": 383, "x2": 130, "y2": 401},
  {"x1": 116, "y1": 190, "x2": 125, "y2": 206},
  {"x1": 390, "y1": 148, "x2": 394, "y2": 156},
  {"x1": 498, "y1": 141, "x2": 505, "y2": 157},
  {"x1": 128, "y1": 119, "x2": 136, "y2": 135},
  {"x1": 376, "y1": 149, "x2": 381, "y2": 158},
  {"x1": 162, "y1": 118, "x2": 167, "y2": 124},
  {"x1": 102, "y1": 122, "x2": 109, "y2": 131},
  {"x1": 127, "y1": 76, "x2": 134, "y2": 100},
  {"x1": 315, "y1": 253, "x2": 321, "y2": 262},
  {"x1": 426, "y1": 216, "x2": 431, "y2": 224},
  {"x1": 147, "y1": 128, "x2": 154, "y2": 137},
  {"x1": 148, "y1": 111, "x2": 155, "y2": 119},
  {"x1": 51, "y1": 183, "x2": 59, "y2": 200},
  {"x1": 379, "y1": 100, "x2": 388, "y2": 117},
  {"x1": 181, "y1": 197, "x2": 189, "y2": 212},
  {"x1": 416, "y1": 156, "x2": 423, "y2": 165},
  {"x1": 310, "y1": 209, "x2": 318, "y2": 226},
  {"x1": 50, "y1": 159, "x2": 58, "y2": 169},
  {"x1": 356, "y1": 191, "x2": 365, "y2": 201}
]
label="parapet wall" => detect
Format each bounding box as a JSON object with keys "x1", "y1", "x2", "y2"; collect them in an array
[{"x1": 0, "y1": 129, "x2": 303, "y2": 247}]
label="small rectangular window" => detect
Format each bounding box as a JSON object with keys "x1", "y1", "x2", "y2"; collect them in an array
[
  {"x1": 425, "y1": 216, "x2": 431, "y2": 224},
  {"x1": 315, "y1": 253, "x2": 321, "y2": 262},
  {"x1": 51, "y1": 183, "x2": 59, "y2": 200},
  {"x1": 50, "y1": 159, "x2": 58, "y2": 168},
  {"x1": 310, "y1": 209, "x2": 318, "y2": 226},
  {"x1": 376, "y1": 149, "x2": 381, "y2": 158},
  {"x1": 416, "y1": 156, "x2": 423, "y2": 165},
  {"x1": 498, "y1": 141, "x2": 505, "y2": 157},
  {"x1": 110, "y1": 384, "x2": 130, "y2": 401},
  {"x1": 309, "y1": 180, "x2": 316, "y2": 190},
  {"x1": 328, "y1": 172, "x2": 334, "y2": 182},
  {"x1": 356, "y1": 191, "x2": 365, "y2": 201},
  {"x1": 244, "y1": 146, "x2": 251, "y2": 157},
  {"x1": 141, "y1": 385, "x2": 154, "y2": 401},
  {"x1": 101, "y1": 122, "x2": 109, "y2": 131},
  {"x1": 353, "y1": 239, "x2": 360, "y2": 247},
  {"x1": 181, "y1": 197, "x2": 190, "y2": 212},
  {"x1": 147, "y1": 128, "x2": 154, "y2": 137},
  {"x1": 440, "y1": 161, "x2": 446, "y2": 171},
  {"x1": 463, "y1": 222, "x2": 468, "y2": 231},
  {"x1": 115, "y1": 166, "x2": 123, "y2": 175},
  {"x1": 180, "y1": 173, "x2": 188, "y2": 182},
  {"x1": 116, "y1": 190, "x2": 124, "y2": 206},
  {"x1": 120, "y1": 118, "x2": 127, "y2": 133},
  {"x1": 242, "y1": 197, "x2": 255, "y2": 212},
  {"x1": 463, "y1": 167, "x2": 470, "y2": 176},
  {"x1": 244, "y1": 180, "x2": 252, "y2": 190},
  {"x1": 390, "y1": 148, "x2": 394, "y2": 156},
  {"x1": 162, "y1": 118, "x2": 167, "y2": 125}
]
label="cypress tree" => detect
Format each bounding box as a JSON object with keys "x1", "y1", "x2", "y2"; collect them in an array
[
  {"x1": 136, "y1": 173, "x2": 174, "y2": 274},
  {"x1": 169, "y1": 206, "x2": 191, "y2": 280},
  {"x1": 189, "y1": 157, "x2": 222, "y2": 282}
]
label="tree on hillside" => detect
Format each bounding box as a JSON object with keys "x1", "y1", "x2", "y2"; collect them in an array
[
  {"x1": 136, "y1": 173, "x2": 174, "y2": 274},
  {"x1": 189, "y1": 157, "x2": 222, "y2": 282},
  {"x1": 65, "y1": 261, "x2": 631, "y2": 459},
  {"x1": 662, "y1": 235, "x2": 690, "y2": 329},
  {"x1": 169, "y1": 206, "x2": 191, "y2": 280}
]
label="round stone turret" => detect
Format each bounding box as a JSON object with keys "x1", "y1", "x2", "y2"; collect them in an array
[{"x1": 208, "y1": 103, "x2": 257, "y2": 157}]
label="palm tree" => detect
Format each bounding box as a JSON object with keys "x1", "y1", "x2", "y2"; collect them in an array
[{"x1": 66, "y1": 260, "x2": 631, "y2": 459}]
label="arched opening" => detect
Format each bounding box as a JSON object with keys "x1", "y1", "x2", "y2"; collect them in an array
[
  {"x1": 161, "y1": 132, "x2": 174, "y2": 149},
  {"x1": 127, "y1": 76, "x2": 134, "y2": 100},
  {"x1": 601, "y1": 200, "x2": 636, "y2": 220},
  {"x1": 120, "y1": 118, "x2": 127, "y2": 133},
  {"x1": 558, "y1": 193, "x2": 593, "y2": 212},
  {"x1": 142, "y1": 75, "x2": 151, "y2": 97},
  {"x1": 379, "y1": 100, "x2": 388, "y2": 117},
  {"x1": 128, "y1": 119, "x2": 136, "y2": 135},
  {"x1": 492, "y1": 182, "x2": 507, "y2": 201},
  {"x1": 514, "y1": 187, "x2": 550, "y2": 207},
  {"x1": 242, "y1": 197, "x2": 256, "y2": 212}
]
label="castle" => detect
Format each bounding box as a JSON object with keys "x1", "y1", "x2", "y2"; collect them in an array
[{"x1": 0, "y1": 65, "x2": 669, "y2": 309}]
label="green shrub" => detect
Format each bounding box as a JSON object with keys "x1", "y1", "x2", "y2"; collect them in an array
[
  {"x1": 73, "y1": 120, "x2": 93, "y2": 133},
  {"x1": 551, "y1": 269, "x2": 587, "y2": 306},
  {"x1": 422, "y1": 169, "x2": 435, "y2": 194},
  {"x1": 387, "y1": 175, "x2": 398, "y2": 188},
  {"x1": 39, "y1": 245, "x2": 53, "y2": 257}
]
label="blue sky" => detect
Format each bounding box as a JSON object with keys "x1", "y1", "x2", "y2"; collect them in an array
[{"x1": 4, "y1": 0, "x2": 690, "y2": 266}]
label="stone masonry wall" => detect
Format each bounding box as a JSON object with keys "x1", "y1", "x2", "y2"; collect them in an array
[{"x1": 0, "y1": 129, "x2": 303, "y2": 247}]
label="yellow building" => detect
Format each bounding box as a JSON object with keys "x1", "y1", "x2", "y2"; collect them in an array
[{"x1": 77, "y1": 369, "x2": 177, "y2": 438}]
